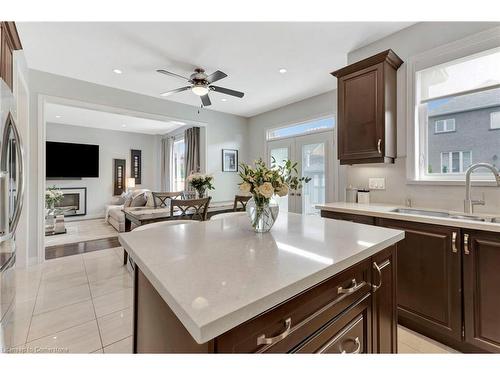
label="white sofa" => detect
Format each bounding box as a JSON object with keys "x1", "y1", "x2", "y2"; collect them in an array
[{"x1": 105, "y1": 189, "x2": 152, "y2": 232}]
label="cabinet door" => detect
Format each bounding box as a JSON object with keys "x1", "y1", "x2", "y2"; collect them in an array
[
  {"x1": 378, "y1": 219, "x2": 462, "y2": 341},
  {"x1": 372, "y1": 245, "x2": 397, "y2": 353},
  {"x1": 338, "y1": 63, "x2": 384, "y2": 162},
  {"x1": 463, "y1": 230, "x2": 500, "y2": 352}
]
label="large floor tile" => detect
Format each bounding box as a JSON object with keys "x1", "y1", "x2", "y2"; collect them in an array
[
  {"x1": 103, "y1": 336, "x2": 132, "y2": 353},
  {"x1": 97, "y1": 307, "x2": 132, "y2": 347},
  {"x1": 27, "y1": 300, "x2": 95, "y2": 342},
  {"x1": 397, "y1": 342, "x2": 420, "y2": 354},
  {"x1": 34, "y1": 283, "x2": 91, "y2": 315},
  {"x1": 24, "y1": 320, "x2": 102, "y2": 354},
  {"x1": 42, "y1": 262, "x2": 85, "y2": 281},
  {"x1": 85, "y1": 261, "x2": 128, "y2": 283},
  {"x1": 398, "y1": 326, "x2": 458, "y2": 353},
  {"x1": 5, "y1": 298, "x2": 36, "y2": 322},
  {"x1": 89, "y1": 273, "x2": 133, "y2": 298},
  {"x1": 0, "y1": 314, "x2": 32, "y2": 349},
  {"x1": 92, "y1": 289, "x2": 133, "y2": 318},
  {"x1": 82, "y1": 247, "x2": 121, "y2": 261},
  {"x1": 38, "y1": 272, "x2": 88, "y2": 295}
]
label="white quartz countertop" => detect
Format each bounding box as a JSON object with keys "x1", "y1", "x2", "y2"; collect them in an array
[
  {"x1": 317, "y1": 202, "x2": 500, "y2": 233},
  {"x1": 118, "y1": 212, "x2": 404, "y2": 344}
]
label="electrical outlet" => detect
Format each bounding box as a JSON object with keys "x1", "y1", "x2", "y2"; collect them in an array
[{"x1": 368, "y1": 177, "x2": 386, "y2": 190}]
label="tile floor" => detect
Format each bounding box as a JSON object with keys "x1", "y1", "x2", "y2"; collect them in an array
[
  {"x1": 2, "y1": 246, "x2": 132, "y2": 353},
  {"x1": 2, "y1": 245, "x2": 458, "y2": 354},
  {"x1": 45, "y1": 218, "x2": 118, "y2": 247}
]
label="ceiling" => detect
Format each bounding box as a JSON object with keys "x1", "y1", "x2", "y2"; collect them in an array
[
  {"x1": 45, "y1": 103, "x2": 187, "y2": 135},
  {"x1": 18, "y1": 22, "x2": 413, "y2": 117}
]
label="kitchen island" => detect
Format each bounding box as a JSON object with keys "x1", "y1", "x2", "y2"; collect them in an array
[{"x1": 118, "y1": 212, "x2": 404, "y2": 353}]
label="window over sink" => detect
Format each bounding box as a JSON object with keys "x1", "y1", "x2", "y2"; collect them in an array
[{"x1": 410, "y1": 31, "x2": 500, "y2": 183}]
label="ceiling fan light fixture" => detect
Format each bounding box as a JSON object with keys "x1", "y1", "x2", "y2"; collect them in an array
[{"x1": 191, "y1": 85, "x2": 209, "y2": 96}]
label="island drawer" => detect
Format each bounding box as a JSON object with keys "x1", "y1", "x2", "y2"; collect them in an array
[
  {"x1": 215, "y1": 259, "x2": 371, "y2": 353},
  {"x1": 293, "y1": 294, "x2": 371, "y2": 353}
]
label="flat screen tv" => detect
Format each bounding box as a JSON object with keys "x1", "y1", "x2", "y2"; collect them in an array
[{"x1": 46, "y1": 141, "x2": 99, "y2": 178}]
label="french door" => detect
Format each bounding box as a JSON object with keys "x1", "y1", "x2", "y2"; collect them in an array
[{"x1": 267, "y1": 131, "x2": 334, "y2": 215}]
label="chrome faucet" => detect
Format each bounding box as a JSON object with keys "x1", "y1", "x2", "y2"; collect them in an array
[{"x1": 464, "y1": 163, "x2": 500, "y2": 214}]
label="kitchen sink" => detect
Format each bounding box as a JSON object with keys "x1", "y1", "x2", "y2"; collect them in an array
[
  {"x1": 391, "y1": 208, "x2": 500, "y2": 224},
  {"x1": 390, "y1": 208, "x2": 450, "y2": 218}
]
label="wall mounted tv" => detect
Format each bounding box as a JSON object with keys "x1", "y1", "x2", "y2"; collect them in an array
[{"x1": 46, "y1": 141, "x2": 99, "y2": 179}]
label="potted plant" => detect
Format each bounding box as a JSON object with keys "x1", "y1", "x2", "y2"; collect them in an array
[
  {"x1": 187, "y1": 172, "x2": 214, "y2": 198},
  {"x1": 239, "y1": 158, "x2": 310, "y2": 233}
]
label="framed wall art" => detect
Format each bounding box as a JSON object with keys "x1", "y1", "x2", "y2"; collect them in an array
[
  {"x1": 131, "y1": 149, "x2": 142, "y2": 184},
  {"x1": 113, "y1": 159, "x2": 126, "y2": 196},
  {"x1": 222, "y1": 149, "x2": 238, "y2": 172}
]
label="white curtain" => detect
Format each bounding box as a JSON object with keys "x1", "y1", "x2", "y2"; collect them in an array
[{"x1": 160, "y1": 137, "x2": 174, "y2": 191}]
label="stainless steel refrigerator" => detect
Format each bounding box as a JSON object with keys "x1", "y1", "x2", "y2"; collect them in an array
[{"x1": 0, "y1": 80, "x2": 24, "y2": 344}]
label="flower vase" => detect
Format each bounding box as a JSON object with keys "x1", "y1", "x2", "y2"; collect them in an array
[
  {"x1": 196, "y1": 188, "x2": 206, "y2": 199},
  {"x1": 246, "y1": 196, "x2": 279, "y2": 233}
]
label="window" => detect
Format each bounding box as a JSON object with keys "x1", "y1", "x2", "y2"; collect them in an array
[
  {"x1": 267, "y1": 117, "x2": 334, "y2": 140},
  {"x1": 413, "y1": 44, "x2": 500, "y2": 180},
  {"x1": 491, "y1": 112, "x2": 500, "y2": 130},
  {"x1": 434, "y1": 119, "x2": 455, "y2": 133},
  {"x1": 172, "y1": 136, "x2": 185, "y2": 191},
  {"x1": 440, "y1": 151, "x2": 472, "y2": 173}
]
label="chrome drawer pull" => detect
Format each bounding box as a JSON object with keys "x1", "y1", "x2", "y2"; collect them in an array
[
  {"x1": 372, "y1": 260, "x2": 389, "y2": 292},
  {"x1": 377, "y1": 139, "x2": 382, "y2": 154},
  {"x1": 257, "y1": 318, "x2": 292, "y2": 346},
  {"x1": 340, "y1": 337, "x2": 361, "y2": 354},
  {"x1": 337, "y1": 279, "x2": 365, "y2": 295},
  {"x1": 464, "y1": 233, "x2": 470, "y2": 255},
  {"x1": 452, "y1": 232, "x2": 458, "y2": 253}
]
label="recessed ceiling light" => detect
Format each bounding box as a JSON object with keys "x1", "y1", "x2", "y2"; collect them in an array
[
  {"x1": 279, "y1": 68, "x2": 287, "y2": 74},
  {"x1": 113, "y1": 69, "x2": 123, "y2": 74},
  {"x1": 121, "y1": 124, "x2": 127, "y2": 127},
  {"x1": 221, "y1": 98, "x2": 227, "y2": 102},
  {"x1": 55, "y1": 115, "x2": 62, "y2": 119}
]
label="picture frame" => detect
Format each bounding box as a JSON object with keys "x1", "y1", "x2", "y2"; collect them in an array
[
  {"x1": 222, "y1": 149, "x2": 238, "y2": 172},
  {"x1": 131, "y1": 149, "x2": 142, "y2": 185},
  {"x1": 113, "y1": 159, "x2": 126, "y2": 196}
]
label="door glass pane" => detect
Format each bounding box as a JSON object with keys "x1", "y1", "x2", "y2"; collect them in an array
[
  {"x1": 302, "y1": 143, "x2": 325, "y2": 215},
  {"x1": 270, "y1": 147, "x2": 289, "y2": 213}
]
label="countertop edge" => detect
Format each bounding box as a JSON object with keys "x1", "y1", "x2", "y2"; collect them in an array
[
  {"x1": 317, "y1": 203, "x2": 500, "y2": 233},
  {"x1": 119, "y1": 230, "x2": 404, "y2": 344}
]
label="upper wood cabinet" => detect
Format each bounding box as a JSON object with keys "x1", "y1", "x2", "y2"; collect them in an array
[
  {"x1": 331, "y1": 50, "x2": 403, "y2": 165},
  {"x1": 0, "y1": 22, "x2": 22, "y2": 92}
]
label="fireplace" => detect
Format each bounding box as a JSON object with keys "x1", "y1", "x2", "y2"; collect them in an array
[{"x1": 54, "y1": 187, "x2": 87, "y2": 216}]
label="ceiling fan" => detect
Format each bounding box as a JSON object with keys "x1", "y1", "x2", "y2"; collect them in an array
[{"x1": 156, "y1": 68, "x2": 245, "y2": 107}]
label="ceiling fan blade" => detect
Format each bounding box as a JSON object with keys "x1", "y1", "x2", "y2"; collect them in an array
[
  {"x1": 156, "y1": 69, "x2": 190, "y2": 81},
  {"x1": 210, "y1": 85, "x2": 244, "y2": 98},
  {"x1": 201, "y1": 94, "x2": 212, "y2": 107},
  {"x1": 160, "y1": 86, "x2": 191, "y2": 97},
  {"x1": 206, "y1": 70, "x2": 227, "y2": 84}
]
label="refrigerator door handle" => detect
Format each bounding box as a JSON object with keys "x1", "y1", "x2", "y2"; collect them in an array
[{"x1": 1, "y1": 113, "x2": 24, "y2": 236}]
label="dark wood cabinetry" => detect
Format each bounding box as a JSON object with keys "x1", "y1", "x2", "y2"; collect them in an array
[
  {"x1": 134, "y1": 245, "x2": 398, "y2": 353},
  {"x1": 378, "y1": 219, "x2": 462, "y2": 342},
  {"x1": 0, "y1": 22, "x2": 22, "y2": 92},
  {"x1": 321, "y1": 209, "x2": 500, "y2": 353},
  {"x1": 463, "y1": 230, "x2": 500, "y2": 352},
  {"x1": 331, "y1": 50, "x2": 402, "y2": 165},
  {"x1": 371, "y1": 245, "x2": 397, "y2": 353}
]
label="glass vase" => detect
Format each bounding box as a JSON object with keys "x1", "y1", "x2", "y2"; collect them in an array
[
  {"x1": 246, "y1": 196, "x2": 279, "y2": 233},
  {"x1": 196, "y1": 188, "x2": 206, "y2": 199}
]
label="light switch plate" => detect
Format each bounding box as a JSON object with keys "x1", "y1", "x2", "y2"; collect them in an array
[{"x1": 369, "y1": 177, "x2": 386, "y2": 190}]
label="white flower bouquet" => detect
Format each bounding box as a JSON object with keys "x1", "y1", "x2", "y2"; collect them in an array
[
  {"x1": 186, "y1": 172, "x2": 214, "y2": 198},
  {"x1": 238, "y1": 158, "x2": 310, "y2": 232},
  {"x1": 45, "y1": 186, "x2": 63, "y2": 210}
]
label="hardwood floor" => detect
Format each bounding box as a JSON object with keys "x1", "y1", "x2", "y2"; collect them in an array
[{"x1": 45, "y1": 237, "x2": 120, "y2": 260}]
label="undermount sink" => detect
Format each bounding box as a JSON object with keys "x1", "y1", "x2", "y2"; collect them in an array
[
  {"x1": 390, "y1": 208, "x2": 450, "y2": 218},
  {"x1": 391, "y1": 208, "x2": 500, "y2": 224}
]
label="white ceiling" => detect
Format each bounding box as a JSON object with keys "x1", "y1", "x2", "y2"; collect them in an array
[
  {"x1": 18, "y1": 22, "x2": 413, "y2": 117},
  {"x1": 45, "y1": 103, "x2": 186, "y2": 135}
]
